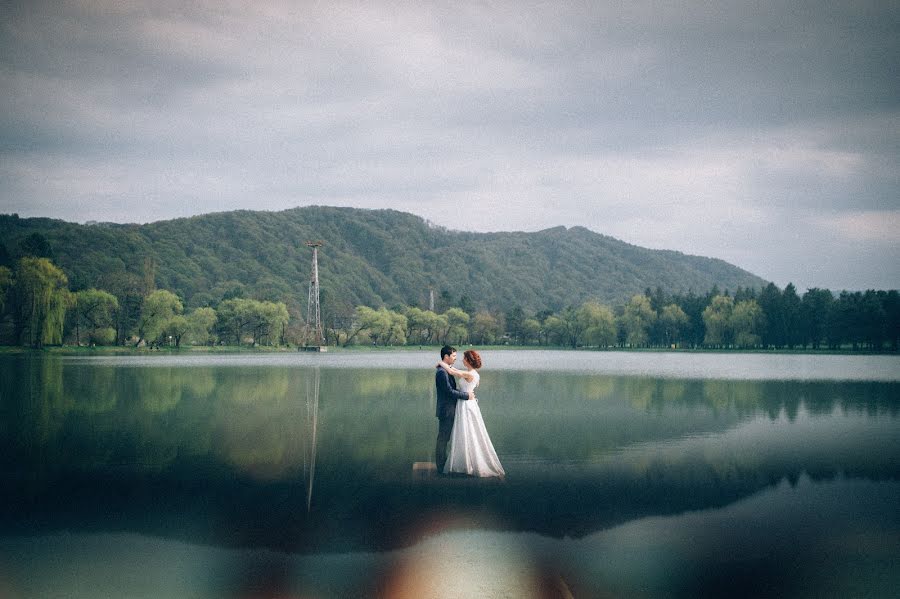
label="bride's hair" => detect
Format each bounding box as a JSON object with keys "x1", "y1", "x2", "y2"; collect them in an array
[{"x1": 463, "y1": 349, "x2": 482, "y2": 369}]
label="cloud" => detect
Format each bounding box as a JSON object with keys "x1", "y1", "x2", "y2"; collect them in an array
[
  {"x1": 812, "y1": 210, "x2": 900, "y2": 244},
  {"x1": 0, "y1": 0, "x2": 897, "y2": 290}
]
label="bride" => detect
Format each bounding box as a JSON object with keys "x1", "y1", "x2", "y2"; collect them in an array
[{"x1": 437, "y1": 349, "x2": 505, "y2": 478}]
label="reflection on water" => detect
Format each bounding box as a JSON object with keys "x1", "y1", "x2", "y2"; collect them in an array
[
  {"x1": 0, "y1": 351, "x2": 898, "y2": 597},
  {"x1": 2, "y1": 476, "x2": 897, "y2": 598},
  {"x1": 304, "y1": 367, "x2": 320, "y2": 513}
]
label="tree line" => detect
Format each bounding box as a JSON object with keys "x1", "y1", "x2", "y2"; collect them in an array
[
  {"x1": 324, "y1": 283, "x2": 899, "y2": 351},
  {"x1": 1, "y1": 234, "x2": 897, "y2": 350},
  {"x1": 0, "y1": 235, "x2": 292, "y2": 348}
]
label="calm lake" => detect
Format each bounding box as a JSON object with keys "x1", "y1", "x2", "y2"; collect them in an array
[{"x1": 1, "y1": 350, "x2": 898, "y2": 598}]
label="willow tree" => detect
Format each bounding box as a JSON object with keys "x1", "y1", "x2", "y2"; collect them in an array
[
  {"x1": 73, "y1": 288, "x2": 119, "y2": 345},
  {"x1": 441, "y1": 307, "x2": 470, "y2": 345},
  {"x1": 186, "y1": 307, "x2": 218, "y2": 346},
  {"x1": 659, "y1": 303, "x2": 689, "y2": 347},
  {"x1": 471, "y1": 311, "x2": 501, "y2": 345},
  {"x1": 578, "y1": 301, "x2": 617, "y2": 348},
  {"x1": 620, "y1": 294, "x2": 657, "y2": 347},
  {"x1": 405, "y1": 307, "x2": 443, "y2": 345},
  {"x1": 136, "y1": 289, "x2": 182, "y2": 346},
  {"x1": 14, "y1": 257, "x2": 70, "y2": 348},
  {"x1": 345, "y1": 306, "x2": 408, "y2": 346},
  {"x1": 165, "y1": 315, "x2": 190, "y2": 347},
  {"x1": 255, "y1": 301, "x2": 290, "y2": 346},
  {"x1": 703, "y1": 295, "x2": 734, "y2": 347},
  {"x1": 731, "y1": 299, "x2": 764, "y2": 348},
  {"x1": 217, "y1": 298, "x2": 255, "y2": 345}
]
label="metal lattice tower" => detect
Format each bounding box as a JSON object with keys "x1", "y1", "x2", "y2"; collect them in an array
[{"x1": 305, "y1": 241, "x2": 325, "y2": 346}]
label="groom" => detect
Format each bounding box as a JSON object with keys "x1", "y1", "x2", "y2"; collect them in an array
[{"x1": 435, "y1": 345, "x2": 474, "y2": 472}]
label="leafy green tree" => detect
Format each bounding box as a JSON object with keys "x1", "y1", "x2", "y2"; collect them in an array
[
  {"x1": 347, "y1": 306, "x2": 407, "y2": 346},
  {"x1": 404, "y1": 307, "x2": 427, "y2": 344},
  {"x1": 19, "y1": 232, "x2": 54, "y2": 259},
  {"x1": 0, "y1": 265, "x2": 11, "y2": 315},
  {"x1": 0, "y1": 243, "x2": 11, "y2": 268},
  {"x1": 645, "y1": 286, "x2": 667, "y2": 312},
  {"x1": 471, "y1": 311, "x2": 501, "y2": 345},
  {"x1": 620, "y1": 294, "x2": 657, "y2": 347},
  {"x1": 577, "y1": 301, "x2": 617, "y2": 347},
  {"x1": 255, "y1": 301, "x2": 290, "y2": 346},
  {"x1": 521, "y1": 317, "x2": 541, "y2": 345},
  {"x1": 438, "y1": 289, "x2": 453, "y2": 313},
  {"x1": 12, "y1": 257, "x2": 70, "y2": 347},
  {"x1": 344, "y1": 306, "x2": 377, "y2": 346},
  {"x1": 217, "y1": 298, "x2": 255, "y2": 345},
  {"x1": 505, "y1": 306, "x2": 525, "y2": 344},
  {"x1": 211, "y1": 280, "x2": 246, "y2": 303},
  {"x1": 186, "y1": 307, "x2": 218, "y2": 345},
  {"x1": 543, "y1": 314, "x2": 566, "y2": 346},
  {"x1": 441, "y1": 308, "x2": 470, "y2": 344},
  {"x1": 165, "y1": 315, "x2": 190, "y2": 347},
  {"x1": 73, "y1": 289, "x2": 119, "y2": 346},
  {"x1": 645, "y1": 286, "x2": 667, "y2": 344},
  {"x1": 93, "y1": 326, "x2": 117, "y2": 345},
  {"x1": 730, "y1": 299, "x2": 764, "y2": 348},
  {"x1": 98, "y1": 269, "x2": 147, "y2": 345},
  {"x1": 458, "y1": 295, "x2": 475, "y2": 316},
  {"x1": 386, "y1": 310, "x2": 408, "y2": 345},
  {"x1": 215, "y1": 298, "x2": 289, "y2": 346},
  {"x1": 659, "y1": 303, "x2": 689, "y2": 347},
  {"x1": 137, "y1": 289, "x2": 182, "y2": 346},
  {"x1": 432, "y1": 312, "x2": 449, "y2": 344},
  {"x1": 365, "y1": 308, "x2": 394, "y2": 345},
  {"x1": 405, "y1": 307, "x2": 443, "y2": 345},
  {"x1": 703, "y1": 295, "x2": 734, "y2": 347},
  {"x1": 555, "y1": 307, "x2": 582, "y2": 348}
]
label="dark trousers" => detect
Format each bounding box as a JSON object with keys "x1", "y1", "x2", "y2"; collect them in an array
[{"x1": 435, "y1": 416, "x2": 454, "y2": 471}]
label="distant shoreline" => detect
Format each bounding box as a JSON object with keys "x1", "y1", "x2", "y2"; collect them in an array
[{"x1": 1, "y1": 345, "x2": 896, "y2": 356}]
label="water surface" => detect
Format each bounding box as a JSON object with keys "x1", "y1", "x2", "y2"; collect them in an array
[{"x1": 1, "y1": 350, "x2": 898, "y2": 597}]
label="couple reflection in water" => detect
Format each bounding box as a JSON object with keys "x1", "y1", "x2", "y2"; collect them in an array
[{"x1": 434, "y1": 345, "x2": 505, "y2": 478}]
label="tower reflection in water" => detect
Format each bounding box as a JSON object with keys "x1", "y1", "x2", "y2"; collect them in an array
[{"x1": 303, "y1": 367, "x2": 319, "y2": 513}]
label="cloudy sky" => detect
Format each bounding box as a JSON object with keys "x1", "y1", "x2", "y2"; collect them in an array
[{"x1": 1, "y1": 0, "x2": 897, "y2": 291}]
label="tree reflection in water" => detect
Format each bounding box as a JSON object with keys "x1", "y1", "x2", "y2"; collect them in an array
[{"x1": 0, "y1": 353, "x2": 898, "y2": 597}]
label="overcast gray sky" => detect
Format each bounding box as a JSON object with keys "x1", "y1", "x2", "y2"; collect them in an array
[{"x1": 1, "y1": 0, "x2": 897, "y2": 291}]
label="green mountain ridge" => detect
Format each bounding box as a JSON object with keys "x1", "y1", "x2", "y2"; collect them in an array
[{"x1": 0, "y1": 206, "x2": 768, "y2": 313}]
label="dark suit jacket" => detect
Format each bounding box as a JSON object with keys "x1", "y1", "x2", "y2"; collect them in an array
[{"x1": 435, "y1": 367, "x2": 469, "y2": 419}]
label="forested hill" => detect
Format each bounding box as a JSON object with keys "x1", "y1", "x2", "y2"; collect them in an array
[{"x1": 0, "y1": 207, "x2": 767, "y2": 313}]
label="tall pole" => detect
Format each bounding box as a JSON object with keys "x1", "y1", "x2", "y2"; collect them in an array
[{"x1": 305, "y1": 241, "x2": 324, "y2": 346}]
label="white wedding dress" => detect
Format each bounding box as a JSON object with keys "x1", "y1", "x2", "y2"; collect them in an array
[{"x1": 444, "y1": 370, "x2": 505, "y2": 477}]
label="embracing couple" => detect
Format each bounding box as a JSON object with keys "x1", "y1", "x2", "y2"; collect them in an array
[{"x1": 434, "y1": 345, "x2": 505, "y2": 478}]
